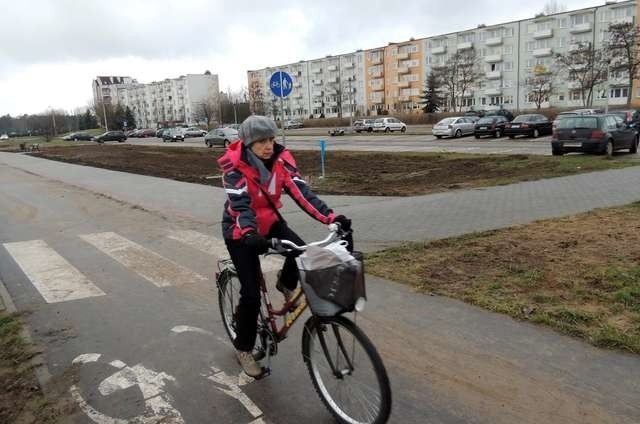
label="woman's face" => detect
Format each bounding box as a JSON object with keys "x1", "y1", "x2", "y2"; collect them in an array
[{"x1": 250, "y1": 137, "x2": 275, "y2": 160}]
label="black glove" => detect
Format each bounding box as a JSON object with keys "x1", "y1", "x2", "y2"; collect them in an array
[
  {"x1": 333, "y1": 215, "x2": 352, "y2": 232},
  {"x1": 242, "y1": 232, "x2": 270, "y2": 253}
]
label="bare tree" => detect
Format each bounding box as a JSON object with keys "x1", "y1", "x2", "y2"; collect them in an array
[
  {"x1": 248, "y1": 80, "x2": 266, "y2": 115},
  {"x1": 555, "y1": 43, "x2": 609, "y2": 107},
  {"x1": 522, "y1": 66, "x2": 555, "y2": 109},
  {"x1": 606, "y1": 21, "x2": 640, "y2": 107},
  {"x1": 194, "y1": 96, "x2": 219, "y2": 129},
  {"x1": 433, "y1": 48, "x2": 481, "y2": 112},
  {"x1": 541, "y1": 1, "x2": 567, "y2": 15}
]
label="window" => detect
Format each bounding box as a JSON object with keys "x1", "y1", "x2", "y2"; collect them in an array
[
  {"x1": 503, "y1": 27, "x2": 514, "y2": 37},
  {"x1": 610, "y1": 87, "x2": 629, "y2": 98},
  {"x1": 571, "y1": 14, "x2": 591, "y2": 26},
  {"x1": 570, "y1": 91, "x2": 581, "y2": 101},
  {"x1": 504, "y1": 95, "x2": 514, "y2": 104},
  {"x1": 504, "y1": 62, "x2": 514, "y2": 71},
  {"x1": 503, "y1": 46, "x2": 513, "y2": 55},
  {"x1": 558, "y1": 93, "x2": 565, "y2": 101}
]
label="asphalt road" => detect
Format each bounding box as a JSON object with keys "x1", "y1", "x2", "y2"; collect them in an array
[
  {"x1": 1, "y1": 154, "x2": 639, "y2": 424},
  {"x1": 124, "y1": 133, "x2": 553, "y2": 155}
]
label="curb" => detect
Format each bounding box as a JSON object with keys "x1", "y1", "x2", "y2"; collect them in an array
[{"x1": 0, "y1": 277, "x2": 52, "y2": 385}]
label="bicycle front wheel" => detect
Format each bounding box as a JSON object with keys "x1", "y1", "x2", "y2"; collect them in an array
[{"x1": 302, "y1": 316, "x2": 391, "y2": 424}]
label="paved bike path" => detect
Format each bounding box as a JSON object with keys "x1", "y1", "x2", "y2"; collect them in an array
[
  {"x1": 2, "y1": 152, "x2": 640, "y2": 250},
  {"x1": 1, "y1": 153, "x2": 640, "y2": 423}
]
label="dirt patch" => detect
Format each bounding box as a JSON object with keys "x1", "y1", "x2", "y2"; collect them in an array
[
  {"x1": 0, "y1": 311, "x2": 77, "y2": 423},
  {"x1": 28, "y1": 144, "x2": 639, "y2": 196},
  {"x1": 366, "y1": 202, "x2": 640, "y2": 353}
]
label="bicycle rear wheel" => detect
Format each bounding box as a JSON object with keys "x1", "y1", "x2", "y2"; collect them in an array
[
  {"x1": 217, "y1": 267, "x2": 241, "y2": 342},
  {"x1": 302, "y1": 316, "x2": 391, "y2": 424}
]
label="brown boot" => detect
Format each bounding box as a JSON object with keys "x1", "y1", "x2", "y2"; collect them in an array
[{"x1": 235, "y1": 350, "x2": 263, "y2": 378}]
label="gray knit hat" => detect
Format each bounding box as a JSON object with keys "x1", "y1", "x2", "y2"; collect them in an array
[{"x1": 239, "y1": 115, "x2": 278, "y2": 146}]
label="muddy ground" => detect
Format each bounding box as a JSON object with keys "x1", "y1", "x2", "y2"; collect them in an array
[{"x1": 28, "y1": 144, "x2": 637, "y2": 196}]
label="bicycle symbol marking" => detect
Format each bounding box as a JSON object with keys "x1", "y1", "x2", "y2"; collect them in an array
[{"x1": 70, "y1": 326, "x2": 266, "y2": 424}]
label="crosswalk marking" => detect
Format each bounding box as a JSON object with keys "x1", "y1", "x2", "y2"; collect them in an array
[
  {"x1": 3, "y1": 240, "x2": 105, "y2": 303},
  {"x1": 166, "y1": 229, "x2": 283, "y2": 273},
  {"x1": 80, "y1": 232, "x2": 207, "y2": 287}
]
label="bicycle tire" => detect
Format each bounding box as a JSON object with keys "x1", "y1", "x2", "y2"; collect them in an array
[
  {"x1": 217, "y1": 268, "x2": 241, "y2": 342},
  {"x1": 302, "y1": 316, "x2": 392, "y2": 424}
]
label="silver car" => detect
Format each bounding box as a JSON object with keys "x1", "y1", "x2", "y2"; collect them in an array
[
  {"x1": 205, "y1": 127, "x2": 239, "y2": 148},
  {"x1": 432, "y1": 117, "x2": 476, "y2": 138}
]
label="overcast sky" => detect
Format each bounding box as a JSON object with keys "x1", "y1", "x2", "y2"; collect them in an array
[{"x1": 0, "y1": 0, "x2": 607, "y2": 116}]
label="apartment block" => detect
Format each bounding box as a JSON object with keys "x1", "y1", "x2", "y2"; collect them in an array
[
  {"x1": 248, "y1": 51, "x2": 366, "y2": 120},
  {"x1": 92, "y1": 72, "x2": 219, "y2": 128},
  {"x1": 249, "y1": 0, "x2": 638, "y2": 117}
]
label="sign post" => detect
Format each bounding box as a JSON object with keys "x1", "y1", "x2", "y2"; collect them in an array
[
  {"x1": 319, "y1": 139, "x2": 326, "y2": 179},
  {"x1": 270, "y1": 71, "x2": 293, "y2": 147}
]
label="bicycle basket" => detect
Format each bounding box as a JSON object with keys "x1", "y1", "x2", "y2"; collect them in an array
[{"x1": 296, "y1": 245, "x2": 366, "y2": 317}]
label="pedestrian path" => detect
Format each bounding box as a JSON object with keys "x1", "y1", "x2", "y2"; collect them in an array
[{"x1": 2, "y1": 229, "x2": 276, "y2": 304}]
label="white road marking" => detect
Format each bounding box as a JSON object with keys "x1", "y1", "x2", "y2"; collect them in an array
[
  {"x1": 72, "y1": 353, "x2": 102, "y2": 364},
  {"x1": 170, "y1": 325, "x2": 232, "y2": 347},
  {"x1": 80, "y1": 232, "x2": 206, "y2": 287},
  {"x1": 206, "y1": 366, "x2": 263, "y2": 418},
  {"x1": 71, "y1": 354, "x2": 185, "y2": 424},
  {"x1": 3, "y1": 240, "x2": 105, "y2": 303},
  {"x1": 167, "y1": 229, "x2": 283, "y2": 273}
]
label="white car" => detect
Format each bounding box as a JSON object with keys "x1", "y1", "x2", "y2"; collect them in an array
[
  {"x1": 0, "y1": 134, "x2": 8, "y2": 140},
  {"x1": 372, "y1": 117, "x2": 407, "y2": 133},
  {"x1": 283, "y1": 119, "x2": 303, "y2": 129},
  {"x1": 432, "y1": 117, "x2": 476, "y2": 138}
]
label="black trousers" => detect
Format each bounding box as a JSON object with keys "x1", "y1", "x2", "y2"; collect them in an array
[{"x1": 224, "y1": 220, "x2": 305, "y2": 352}]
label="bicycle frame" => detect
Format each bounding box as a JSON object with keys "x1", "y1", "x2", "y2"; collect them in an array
[{"x1": 257, "y1": 267, "x2": 307, "y2": 343}]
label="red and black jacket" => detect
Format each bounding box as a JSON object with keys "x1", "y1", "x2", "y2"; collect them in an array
[{"x1": 218, "y1": 140, "x2": 335, "y2": 240}]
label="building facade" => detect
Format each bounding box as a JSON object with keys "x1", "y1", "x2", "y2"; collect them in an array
[
  {"x1": 92, "y1": 72, "x2": 219, "y2": 128},
  {"x1": 248, "y1": 0, "x2": 638, "y2": 118}
]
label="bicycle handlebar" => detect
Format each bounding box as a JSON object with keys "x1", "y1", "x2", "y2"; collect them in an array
[{"x1": 268, "y1": 223, "x2": 343, "y2": 253}]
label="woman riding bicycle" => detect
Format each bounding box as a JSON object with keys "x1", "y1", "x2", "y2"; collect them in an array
[{"x1": 218, "y1": 115, "x2": 352, "y2": 378}]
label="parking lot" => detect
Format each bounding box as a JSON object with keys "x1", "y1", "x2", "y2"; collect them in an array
[{"x1": 123, "y1": 129, "x2": 555, "y2": 155}]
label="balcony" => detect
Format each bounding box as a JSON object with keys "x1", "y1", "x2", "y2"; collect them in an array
[
  {"x1": 484, "y1": 54, "x2": 502, "y2": 63},
  {"x1": 463, "y1": 91, "x2": 474, "y2": 98},
  {"x1": 326, "y1": 76, "x2": 339, "y2": 83},
  {"x1": 431, "y1": 46, "x2": 446, "y2": 54},
  {"x1": 431, "y1": 62, "x2": 447, "y2": 69},
  {"x1": 397, "y1": 66, "x2": 410, "y2": 74},
  {"x1": 533, "y1": 29, "x2": 553, "y2": 39},
  {"x1": 312, "y1": 79, "x2": 323, "y2": 85},
  {"x1": 344, "y1": 62, "x2": 355, "y2": 69},
  {"x1": 570, "y1": 22, "x2": 592, "y2": 33},
  {"x1": 311, "y1": 68, "x2": 322, "y2": 74},
  {"x1": 370, "y1": 96, "x2": 384, "y2": 104},
  {"x1": 398, "y1": 95, "x2": 410, "y2": 102},
  {"x1": 533, "y1": 47, "x2": 553, "y2": 57},
  {"x1": 370, "y1": 56, "x2": 383, "y2": 65},
  {"x1": 485, "y1": 87, "x2": 502, "y2": 96},
  {"x1": 486, "y1": 70, "x2": 502, "y2": 80},
  {"x1": 397, "y1": 51, "x2": 409, "y2": 60},
  {"x1": 312, "y1": 90, "x2": 323, "y2": 97},
  {"x1": 485, "y1": 37, "x2": 503, "y2": 46},
  {"x1": 327, "y1": 65, "x2": 337, "y2": 71},
  {"x1": 398, "y1": 81, "x2": 410, "y2": 88},
  {"x1": 371, "y1": 83, "x2": 385, "y2": 92},
  {"x1": 567, "y1": 81, "x2": 580, "y2": 89},
  {"x1": 457, "y1": 41, "x2": 473, "y2": 50}
]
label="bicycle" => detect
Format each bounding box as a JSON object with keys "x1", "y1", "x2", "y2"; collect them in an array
[{"x1": 216, "y1": 224, "x2": 392, "y2": 424}]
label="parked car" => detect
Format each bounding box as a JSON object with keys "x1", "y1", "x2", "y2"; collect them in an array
[
  {"x1": 474, "y1": 116, "x2": 509, "y2": 138},
  {"x1": 204, "y1": 127, "x2": 239, "y2": 147},
  {"x1": 283, "y1": 119, "x2": 303, "y2": 129},
  {"x1": 504, "y1": 114, "x2": 553, "y2": 138},
  {"x1": 162, "y1": 128, "x2": 185, "y2": 142},
  {"x1": 224, "y1": 123, "x2": 241, "y2": 130},
  {"x1": 135, "y1": 128, "x2": 156, "y2": 138},
  {"x1": 353, "y1": 118, "x2": 375, "y2": 133},
  {"x1": 183, "y1": 127, "x2": 207, "y2": 138},
  {"x1": 484, "y1": 109, "x2": 514, "y2": 122},
  {"x1": 62, "y1": 132, "x2": 93, "y2": 141},
  {"x1": 156, "y1": 128, "x2": 169, "y2": 138},
  {"x1": 464, "y1": 110, "x2": 485, "y2": 119},
  {"x1": 0, "y1": 134, "x2": 9, "y2": 140},
  {"x1": 93, "y1": 131, "x2": 127, "y2": 143},
  {"x1": 551, "y1": 114, "x2": 638, "y2": 156},
  {"x1": 372, "y1": 117, "x2": 407, "y2": 133},
  {"x1": 329, "y1": 128, "x2": 345, "y2": 136},
  {"x1": 553, "y1": 109, "x2": 604, "y2": 130},
  {"x1": 432, "y1": 117, "x2": 475, "y2": 139},
  {"x1": 610, "y1": 109, "x2": 640, "y2": 126}
]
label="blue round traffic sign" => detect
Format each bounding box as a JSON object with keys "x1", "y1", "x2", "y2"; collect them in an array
[{"x1": 270, "y1": 71, "x2": 293, "y2": 98}]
